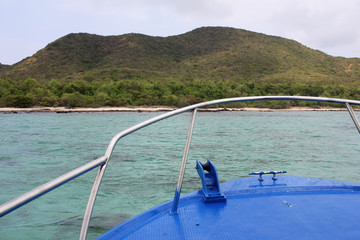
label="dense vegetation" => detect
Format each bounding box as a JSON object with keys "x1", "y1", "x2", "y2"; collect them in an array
[
  {"x1": 1, "y1": 77, "x2": 359, "y2": 108},
  {"x1": 1, "y1": 27, "x2": 360, "y2": 108},
  {"x1": 0, "y1": 63, "x2": 11, "y2": 74}
]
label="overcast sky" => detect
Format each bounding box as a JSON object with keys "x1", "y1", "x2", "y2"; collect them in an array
[{"x1": 1, "y1": 0, "x2": 360, "y2": 65}]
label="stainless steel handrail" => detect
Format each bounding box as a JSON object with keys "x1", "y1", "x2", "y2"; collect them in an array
[
  {"x1": 0, "y1": 156, "x2": 107, "y2": 217},
  {"x1": 346, "y1": 103, "x2": 360, "y2": 133},
  {"x1": 170, "y1": 108, "x2": 198, "y2": 214},
  {"x1": 1, "y1": 96, "x2": 360, "y2": 240},
  {"x1": 79, "y1": 96, "x2": 360, "y2": 239}
]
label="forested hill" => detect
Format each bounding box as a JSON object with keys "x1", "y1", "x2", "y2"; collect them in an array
[
  {"x1": 0, "y1": 63, "x2": 11, "y2": 73},
  {"x1": 1, "y1": 27, "x2": 360, "y2": 108}
]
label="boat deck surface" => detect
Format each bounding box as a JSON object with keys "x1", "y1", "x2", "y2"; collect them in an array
[{"x1": 97, "y1": 176, "x2": 360, "y2": 239}]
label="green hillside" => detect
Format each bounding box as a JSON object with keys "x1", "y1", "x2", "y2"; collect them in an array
[
  {"x1": 1, "y1": 27, "x2": 360, "y2": 108},
  {"x1": 0, "y1": 63, "x2": 11, "y2": 74}
]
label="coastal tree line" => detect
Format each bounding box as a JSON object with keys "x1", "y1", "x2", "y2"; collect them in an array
[{"x1": 1, "y1": 77, "x2": 359, "y2": 108}]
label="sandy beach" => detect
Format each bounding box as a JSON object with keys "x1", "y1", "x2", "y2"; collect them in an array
[{"x1": 0, "y1": 106, "x2": 350, "y2": 113}]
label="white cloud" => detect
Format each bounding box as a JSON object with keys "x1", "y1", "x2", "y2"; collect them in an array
[
  {"x1": 60, "y1": 0, "x2": 148, "y2": 20},
  {"x1": 217, "y1": 0, "x2": 360, "y2": 57},
  {"x1": 1, "y1": 0, "x2": 360, "y2": 64}
]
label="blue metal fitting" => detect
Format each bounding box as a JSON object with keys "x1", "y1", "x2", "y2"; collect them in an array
[{"x1": 196, "y1": 160, "x2": 226, "y2": 203}]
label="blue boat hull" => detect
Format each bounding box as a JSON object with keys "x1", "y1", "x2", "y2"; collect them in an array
[{"x1": 98, "y1": 176, "x2": 360, "y2": 239}]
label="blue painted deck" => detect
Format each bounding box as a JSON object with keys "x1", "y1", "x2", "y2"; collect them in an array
[{"x1": 98, "y1": 176, "x2": 360, "y2": 239}]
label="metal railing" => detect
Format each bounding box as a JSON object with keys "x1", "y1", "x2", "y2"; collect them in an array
[{"x1": 1, "y1": 96, "x2": 360, "y2": 239}]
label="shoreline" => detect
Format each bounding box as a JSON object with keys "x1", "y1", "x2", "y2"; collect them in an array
[{"x1": 0, "y1": 106, "x2": 351, "y2": 113}]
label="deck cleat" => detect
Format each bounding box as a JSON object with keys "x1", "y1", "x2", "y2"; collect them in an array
[
  {"x1": 249, "y1": 170, "x2": 287, "y2": 181},
  {"x1": 196, "y1": 160, "x2": 226, "y2": 203}
]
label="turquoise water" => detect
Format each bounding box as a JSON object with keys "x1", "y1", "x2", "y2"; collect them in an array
[{"x1": 0, "y1": 111, "x2": 360, "y2": 239}]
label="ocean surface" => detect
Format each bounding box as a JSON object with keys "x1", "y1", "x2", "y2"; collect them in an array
[{"x1": 1, "y1": 110, "x2": 360, "y2": 239}]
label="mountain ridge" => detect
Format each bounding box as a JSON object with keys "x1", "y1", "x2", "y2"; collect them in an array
[
  {"x1": 1, "y1": 27, "x2": 360, "y2": 108},
  {"x1": 3, "y1": 26, "x2": 359, "y2": 84}
]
